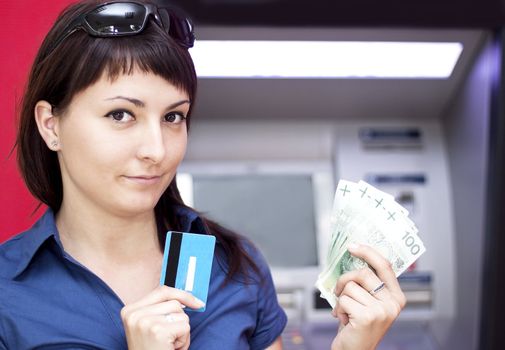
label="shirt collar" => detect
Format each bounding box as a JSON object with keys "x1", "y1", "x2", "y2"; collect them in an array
[
  {"x1": 174, "y1": 205, "x2": 206, "y2": 233},
  {"x1": 13, "y1": 206, "x2": 206, "y2": 279},
  {"x1": 13, "y1": 208, "x2": 59, "y2": 279}
]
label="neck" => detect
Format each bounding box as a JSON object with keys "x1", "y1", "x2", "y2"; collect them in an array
[{"x1": 55, "y1": 199, "x2": 161, "y2": 265}]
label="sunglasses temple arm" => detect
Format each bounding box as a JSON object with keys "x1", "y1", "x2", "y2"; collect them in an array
[
  {"x1": 156, "y1": 8, "x2": 171, "y2": 34},
  {"x1": 41, "y1": 17, "x2": 83, "y2": 62}
]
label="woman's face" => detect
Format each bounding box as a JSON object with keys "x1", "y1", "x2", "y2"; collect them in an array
[{"x1": 54, "y1": 70, "x2": 190, "y2": 217}]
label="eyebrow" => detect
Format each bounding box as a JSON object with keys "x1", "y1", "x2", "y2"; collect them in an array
[{"x1": 104, "y1": 96, "x2": 190, "y2": 109}]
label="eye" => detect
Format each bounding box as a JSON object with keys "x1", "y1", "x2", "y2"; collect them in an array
[
  {"x1": 164, "y1": 112, "x2": 186, "y2": 124},
  {"x1": 106, "y1": 110, "x2": 135, "y2": 123}
]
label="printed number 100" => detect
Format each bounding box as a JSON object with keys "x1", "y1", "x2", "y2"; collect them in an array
[{"x1": 402, "y1": 232, "x2": 421, "y2": 255}]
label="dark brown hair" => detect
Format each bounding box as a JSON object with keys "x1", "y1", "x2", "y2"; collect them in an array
[{"x1": 16, "y1": 0, "x2": 259, "y2": 283}]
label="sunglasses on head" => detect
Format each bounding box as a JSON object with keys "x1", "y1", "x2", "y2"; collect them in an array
[{"x1": 44, "y1": 1, "x2": 195, "y2": 59}]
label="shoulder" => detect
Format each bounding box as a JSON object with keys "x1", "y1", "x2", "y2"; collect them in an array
[
  {"x1": 237, "y1": 237, "x2": 270, "y2": 272},
  {"x1": 219, "y1": 235, "x2": 272, "y2": 280},
  {"x1": 0, "y1": 210, "x2": 56, "y2": 279},
  {"x1": 0, "y1": 232, "x2": 29, "y2": 279},
  {"x1": 235, "y1": 237, "x2": 276, "y2": 291}
]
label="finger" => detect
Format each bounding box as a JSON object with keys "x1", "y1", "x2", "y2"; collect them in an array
[
  {"x1": 175, "y1": 333, "x2": 190, "y2": 350},
  {"x1": 338, "y1": 280, "x2": 378, "y2": 306},
  {"x1": 165, "y1": 320, "x2": 191, "y2": 349},
  {"x1": 142, "y1": 312, "x2": 190, "y2": 325},
  {"x1": 334, "y1": 267, "x2": 384, "y2": 299},
  {"x1": 163, "y1": 313, "x2": 190, "y2": 324},
  {"x1": 145, "y1": 318, "x2": 191, "y2": 349},
  {"x1": 336, "y1": 294, "x2": 367, "y2": 324},
  {"x1": 336, "y1": 310, "x2": 349, "y2": 326},
  {"x1": 126, "y1": 285, "x2": 205, "y2": 310},
  {"x1": 126, "y1": 313, "x2": 190, "y2": 344},
  {"x1": 130, "y1": 300, "x2": 187, "y2": 320},
  {"x1": 179, "y1": 338, "x2": 191, "y2": 350},
  {"x1": 332, "y1": 299, "x2": 350, "y2": 326},
  {"x1": 174, "y1": 324, "x2": 190, "y2": 350},
  {"x1": 347, "y1": 244, "x2": 402, "y2": 296}
]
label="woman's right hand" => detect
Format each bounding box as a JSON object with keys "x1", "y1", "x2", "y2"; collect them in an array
[{"x1": 120, "y1": 285, "x2": 205, "y2": 350}]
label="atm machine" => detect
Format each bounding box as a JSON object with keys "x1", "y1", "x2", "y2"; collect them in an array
[
  {"x1": 179, "y1": 131, "x2": 443, "y2": 350},
  {"x1": 179, "y1": 120, "x2": 448, "y2": 350},
  {"x1": 178, "y1": 27, "x2": 496, "y2": 349}
]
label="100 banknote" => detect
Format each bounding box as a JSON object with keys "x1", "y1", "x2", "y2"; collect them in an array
[{"x1": 316, "y1": 180, "x2": 426, "y2": 308}]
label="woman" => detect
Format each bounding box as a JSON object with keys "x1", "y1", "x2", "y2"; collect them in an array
[{"x1": 0, "y1": 0, "x2": 406, "y2": 349}]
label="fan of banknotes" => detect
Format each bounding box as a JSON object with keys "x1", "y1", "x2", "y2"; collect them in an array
[{"x1": 315, "y1": 179, "x2": 426, "y2": 308}]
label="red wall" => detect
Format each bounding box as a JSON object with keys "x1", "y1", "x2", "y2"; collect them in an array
[{"x1": 0, "y1": 1, "x2": 74, "y2": 242}]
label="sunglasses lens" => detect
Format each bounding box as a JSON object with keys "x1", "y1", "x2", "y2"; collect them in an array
[
  {"x1": 170, "y1": 15, "x2": 195, "y2": 48},
  {"x1": 85, "y1": 3, "x2": 147, "y2": 34}
]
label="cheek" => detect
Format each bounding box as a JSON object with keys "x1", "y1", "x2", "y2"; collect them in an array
[
  {"x1": 60, "y1": 122, "x2": 131, "y2": 172},
  {"x1": 177, "y1": 135, "x2": 188, "y2": 159},
  {"x1": 166, "y1": 130, "x2": 188, "y2": 162}
]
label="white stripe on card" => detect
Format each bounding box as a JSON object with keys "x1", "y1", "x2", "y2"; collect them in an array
[{"x1": 185, "y1": 256, "x2": 197, "y2": 292}]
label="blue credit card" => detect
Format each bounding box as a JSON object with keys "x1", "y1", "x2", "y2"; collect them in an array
[{"x1": 160, "y1": 231, "x2": 216, "y2": 312}]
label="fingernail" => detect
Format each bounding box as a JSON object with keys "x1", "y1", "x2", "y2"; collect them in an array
[
  {"x1": 176, "y1": 301, "x2": 186, "y2": 308},
  {"x1": 194, "y1": 297, "x2": 205, "y2": 308},
  {"x1": 330, "y1": 297, "x2": 339, "y2": 317},
  {"x1": 348, "y1": 243, "x2": 359, "y2": 251}
]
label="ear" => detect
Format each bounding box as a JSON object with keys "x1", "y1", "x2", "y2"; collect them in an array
[{"x1": 34, "y1": 100, "x2": 61, "y2": 151}]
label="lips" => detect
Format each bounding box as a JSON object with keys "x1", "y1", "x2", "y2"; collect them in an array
[
  {"x1": 123, "y1": 175, "x2": 162, "y2": 185},
  {"x1": 131, "y1": 175, "x2": 161, "y2": 179}
]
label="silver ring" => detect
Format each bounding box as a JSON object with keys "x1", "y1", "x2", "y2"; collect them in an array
[
  {"x1": 165, "y1": 313, "x2": 175, "y2": 322},
  {"x1": 369, "y1": 281, "x2": 386, "y2": 295}
]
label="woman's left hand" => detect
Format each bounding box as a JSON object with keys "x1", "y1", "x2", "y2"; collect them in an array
[{"x1": 330, "y1": 244, "x2": 407, "y2": 350}]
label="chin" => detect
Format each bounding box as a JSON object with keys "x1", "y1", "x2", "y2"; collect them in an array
[{"x1": 114, "y1": 193, "x2": 163, "y2": 216}]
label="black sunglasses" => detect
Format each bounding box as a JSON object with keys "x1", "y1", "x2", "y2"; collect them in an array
[{"x1": 44, "y1": 1, "x2": 195, "y2": 59}]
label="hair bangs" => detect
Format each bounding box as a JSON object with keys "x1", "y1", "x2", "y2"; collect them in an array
[
  {"x1": 101, "y1": 23, "x2": 197, "y2": 98},
  {"x1": 52, "y1": 22, "x2": 196, "y2": 119}
]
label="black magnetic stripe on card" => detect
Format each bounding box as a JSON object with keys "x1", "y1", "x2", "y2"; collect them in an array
[{"x1": 164, "y1": 231, "x2": 183, "y2": 287}]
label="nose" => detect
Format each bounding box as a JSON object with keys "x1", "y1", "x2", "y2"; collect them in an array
[{"x1": 136, "y1": 120, "x2": 166, "y2": 164}]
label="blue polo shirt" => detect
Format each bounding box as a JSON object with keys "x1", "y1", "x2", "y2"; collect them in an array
[{"x1": 0, "y1": 208, "x2": 287, "y2": 349}]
